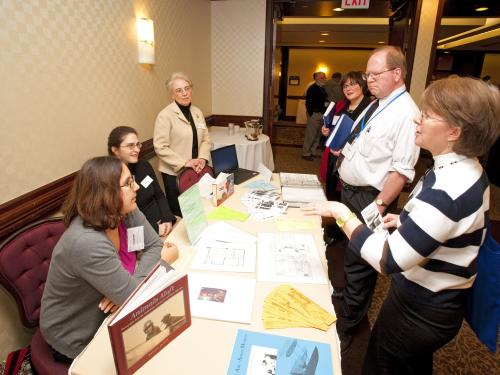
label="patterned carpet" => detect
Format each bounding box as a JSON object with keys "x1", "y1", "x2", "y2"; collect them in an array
[{"x1": 273, "y1": 145, "x2": 500, "y2": 375}]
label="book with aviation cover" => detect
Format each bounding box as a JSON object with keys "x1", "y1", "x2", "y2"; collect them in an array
[{"x1": 107, "y1": 261, "x2": 191, "y2": 375}]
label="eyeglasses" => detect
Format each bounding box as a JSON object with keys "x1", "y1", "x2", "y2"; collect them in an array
[
  {"x1": 342, "y1": 82, "x2": 360, "y2": 90},
  {"x1": 362, "y1": 68, "x2": 396, "y2": 80},
  {"x1": 419, "y1": 111, "x2": 446, "y2": 123},
  {"x1": 174, "y1": 86, "x2": 192, "y2": 95},
  {"x1": 120, "y1": 175, "x2": 136, "y2": 189},
  {"x1": 120, "y1": 142, "x2": 142, "y2": 150}
]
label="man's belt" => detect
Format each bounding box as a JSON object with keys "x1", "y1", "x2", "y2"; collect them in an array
[{"x1": 340, "y1": 180, "x2": 378, "y2": 193}]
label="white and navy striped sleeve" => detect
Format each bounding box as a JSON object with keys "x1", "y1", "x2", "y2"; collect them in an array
[{"x1": 349, "y1": 168, "x2": 489, "y2": 282}]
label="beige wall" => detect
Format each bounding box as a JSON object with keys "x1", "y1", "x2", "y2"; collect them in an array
[
  {"x1": 410, "y1": 0, "x2": 440, "y2": 107},
  {"x1": 211, "y1": 0, "x2": 266, "y2": 116},
  {"x1": 0, "y1": 0, "x2": 211, "y2": 358},
  {"x1": 0, "y1": 0, "x2": 211, "y2": 205},
  {"x1": 285, "y1": 49, "x2": 371, "y2": 116},
  {"x1": 481, "y1": 54, "x2": 500, "y2": 86}
]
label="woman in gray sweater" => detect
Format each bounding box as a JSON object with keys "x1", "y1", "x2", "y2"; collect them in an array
[{"x1": 40, "y1": 156, "x2": 178, "y2": 362}]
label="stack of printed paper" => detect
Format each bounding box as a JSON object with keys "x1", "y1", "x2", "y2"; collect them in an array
[
  {"x1": 241, "y1": 190, "x2": 288, "y2": 221},
  {"x1": 262, "y1": 285, "x2": 336, "y2": 331}
]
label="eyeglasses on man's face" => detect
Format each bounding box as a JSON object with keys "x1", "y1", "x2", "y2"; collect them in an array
[
  {"x1": 362, "y1": 68, "x2": 396, "y2": 80},
  {"x1": 174, "y1": 86, "x2": 192, "y2": 95},
  {"x1": 120, "y1": 175, "x2": 136, "y2": 189},
  {"x1": 120, "y1": 142, "x2": 142, "y2": 150}
]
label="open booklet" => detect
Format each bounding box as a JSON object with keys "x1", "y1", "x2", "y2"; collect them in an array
[
  {"x1": 279, "y1": 173, "x2": 326, "y2": 207},
  {"x1": 107, "y1": 261, "x2": 190, "y2": 375}
]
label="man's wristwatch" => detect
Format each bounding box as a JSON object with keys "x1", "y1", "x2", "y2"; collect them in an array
[
  {"x1": 375, "y1": 198, "x2": 388, "y2": 207},
  {"x1": 336, "y1": 211, "x2": 356, "y2": 228}
]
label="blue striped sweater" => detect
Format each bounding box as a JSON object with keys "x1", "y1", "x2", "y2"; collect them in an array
[{"x1": 350, "y1": 153, "x2": 490, "y2": 307}]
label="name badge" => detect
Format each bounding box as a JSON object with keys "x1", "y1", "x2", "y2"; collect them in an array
[
  {"x1": 341, "y1": 142, "x2": 354, "y2": 160},
  {"x1": 140, "y1": 175, "x2": 153, "y2": 189},
  {"x1": 127, "y1": 226, "x2": 145, "y2": 252}
]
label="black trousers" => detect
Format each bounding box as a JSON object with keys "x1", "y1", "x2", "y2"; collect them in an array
[
  {"x1": 362, "y1": 284, "x2": 464, "y2": 375},
  {"x1": 161, "y1": 173, "x2": 182, "y2": 217},
  {"x1": 336, "y1": 186, "x2": 380, "y2": 335}
]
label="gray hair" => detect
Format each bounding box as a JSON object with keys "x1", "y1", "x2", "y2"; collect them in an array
[{"x1": 165, "y1": 72, "x2": 193, "y2": 93}]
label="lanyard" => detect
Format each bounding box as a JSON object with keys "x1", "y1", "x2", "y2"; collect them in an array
[{"x1": 358, "y1": 90, "x2": 406, "y2": 136}]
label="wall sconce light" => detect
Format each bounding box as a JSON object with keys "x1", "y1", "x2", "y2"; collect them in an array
[{"x1": 136, "y1": 18, "x2": 155, "y2": 64}]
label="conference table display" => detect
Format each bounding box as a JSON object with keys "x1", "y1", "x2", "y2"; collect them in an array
[{"x1": 69, "y1": 174, "x2": 341, "y2": 375}]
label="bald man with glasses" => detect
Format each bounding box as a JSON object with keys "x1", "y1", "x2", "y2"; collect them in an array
[{"x1": 335, "y1": 46, "x2": 420, "y2": 353}]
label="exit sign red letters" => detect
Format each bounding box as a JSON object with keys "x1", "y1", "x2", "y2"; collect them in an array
[{"x1": 341, "y1": 0, "x2": 370, "y2": 9}]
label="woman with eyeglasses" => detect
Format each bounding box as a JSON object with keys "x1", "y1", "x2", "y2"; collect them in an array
[
  {"x1": 320, "y1": 72, "x2": 372, "y2": 293},
  {"x1": 154, "y1": 72, "x2": 211, "y2": 216},
  {"x1": 321, "y1": 71, "x2": 372, "y2": 200},
  {"x1": 108, "y1": 126, "x2": 176, "y2": 237},
  {"x1": 40, "y1": 156, "x2": 179, "y2": 363},
  {"x1": 305, "y1": 77, "x2": 500, "y2": 374}
]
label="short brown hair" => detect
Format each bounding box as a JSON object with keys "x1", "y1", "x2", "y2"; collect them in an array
[
  {"x1": 107, "y1": 126, "x2": 137, "y2": 155},
  {"x1": 63, "y1": 157, "x2": 124, "y2": 230},
  {"x1": 421, "y1": 77, "x2": 500, "y2": 157},
  {"x1": 371, "y1": 45, "x2": 407, "y2": 81},
  {"x1": 340, "y1": 71, "x2": 369, "y2": 95}
]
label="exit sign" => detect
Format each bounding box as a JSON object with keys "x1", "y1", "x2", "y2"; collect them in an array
[{"x1": 341, "y1": 0, "x2": 370, "y2": 9}]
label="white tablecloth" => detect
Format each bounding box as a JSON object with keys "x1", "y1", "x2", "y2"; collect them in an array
[{"x1": 209, "y1": 126, "x2": 275, "y2": 171}]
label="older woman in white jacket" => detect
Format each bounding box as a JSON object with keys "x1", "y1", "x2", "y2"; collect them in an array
[{"x1": 154, "y1": 72, "x2": 211, "y2": 216}]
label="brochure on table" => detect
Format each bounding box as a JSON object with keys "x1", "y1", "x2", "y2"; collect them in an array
[
  {"x1": 227, "y1": 329, "x2": 333, "y2": 375},
  {"x1": 257, "y1": 233, "x2": 328, "y2": 284},
  {"x1": 178, "y1": 184, "x2": 208, "y2": 244},
  {"x1": 188, "y1": 273, "x2": 256, "y2": 324}
]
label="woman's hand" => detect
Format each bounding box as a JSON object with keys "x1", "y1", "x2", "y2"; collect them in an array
[
  {"x1": 98, "y1": 297, "x2": 119, "y2": 314},
  {"x1": 301, "y1": 201, "x2": 351, "y2": 219},
  {"x1": 184, "y1": 158, "x2": 206, "y2": 174},
  {"x1": 321, "y1": 125, "x2": 330, "y2": 136},
  {"x1": 195, "y1": 158, "x2": 206, "y2": 173},
  {"x1": 330, "y1": 149, "x2": 341, "y2": 157},
  {"x1": 161, "y1": 242, "x2": 179, "y2": 264},
  {"x1": 184, "y1": 159, "x2": 198, "y2": 170},
  {"x1": 158, "y1": 222, "x2": 173, "y2": 237},
  {"x1": 382, "y1": 213, "x2": 399, "y2": 229}
]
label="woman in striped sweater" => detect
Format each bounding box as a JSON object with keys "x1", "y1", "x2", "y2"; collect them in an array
[{"x1": 304, "y1": 77, "x2": 500, "y2": 374}]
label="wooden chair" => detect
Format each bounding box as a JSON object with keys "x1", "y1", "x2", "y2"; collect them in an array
[{"x1": 0, "y1": 217, "x2": 69, "y2": 374}]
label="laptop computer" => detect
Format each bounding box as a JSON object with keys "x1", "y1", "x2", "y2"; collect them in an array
[{"x1": 211, "y1": 144, "x2": 259, "y2": 185}]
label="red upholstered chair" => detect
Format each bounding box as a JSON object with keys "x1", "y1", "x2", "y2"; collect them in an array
[
  {"x1": 0, "y1": 218, "x2": 68, "y2": 374},
  {"x1": 177, "y1": 165, "x2": 214, "y2": 194}
]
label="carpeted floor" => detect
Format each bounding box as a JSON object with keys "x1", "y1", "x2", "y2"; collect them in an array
[{"x1": 273, "y1": 145, "x2": 500, "y2": 375}]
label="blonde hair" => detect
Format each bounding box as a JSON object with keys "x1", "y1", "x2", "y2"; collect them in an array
[
  {"x1": 421, "y1": 77, "x2": 500, "y2": 157},
  {"x1": 165, "y1": 72, "x2": 193, "y2": 94}
]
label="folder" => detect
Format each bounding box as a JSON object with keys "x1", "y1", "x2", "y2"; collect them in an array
[
  {"x1": 322, "y1": 101, "x2": 336, "y2": 129},
  {"x1": 324, "y1": 114, "x2": 354, "y2": 149}
]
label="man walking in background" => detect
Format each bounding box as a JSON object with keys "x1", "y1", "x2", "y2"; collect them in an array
[
  {"x1": 302, "y1": 71, "x2": 328, "y2": 161},
  {"x1": 324, "y1": 72, "x2": 344, "y2": 103}
]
